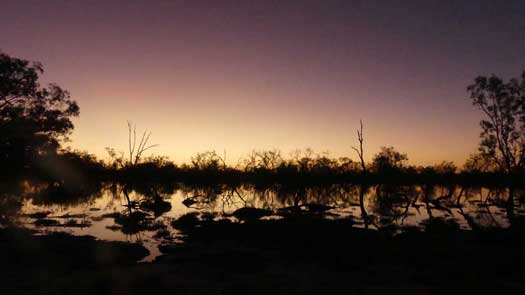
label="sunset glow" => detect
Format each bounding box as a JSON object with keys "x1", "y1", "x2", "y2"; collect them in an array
[{"x1": 2, "y1": 0, "x2": 524, "y2": 165}]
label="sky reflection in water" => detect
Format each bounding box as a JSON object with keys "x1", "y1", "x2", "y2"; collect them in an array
[{"x1": 8, "y1": 183, "x2": 524, "y2": 262}]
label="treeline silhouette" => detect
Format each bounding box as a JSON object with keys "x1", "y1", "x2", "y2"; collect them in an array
[
  {"x1": 8, "y1": 146, "x2": 522, "y2": 187},
  {"x1": 2, "y1": 51, "x2": 525, "y2": 187}
]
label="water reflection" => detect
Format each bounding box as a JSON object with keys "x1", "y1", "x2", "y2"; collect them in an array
[{"x1": 2, "y1": 181, "x2": 524, "y2": 261}]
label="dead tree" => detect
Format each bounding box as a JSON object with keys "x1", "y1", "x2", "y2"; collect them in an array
[
  {"x1": 127, "y1": 121, "x2": 158, "y2": 166},
  {"x1": 351, "y1": 120, "x2": 367, "y2": 173}
]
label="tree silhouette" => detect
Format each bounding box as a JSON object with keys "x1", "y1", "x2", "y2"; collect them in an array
[
  {"x1": 127, "y1": 121, "x2": 158, "y2": 166},
  {"x1": 463, "y1": 153, "x2": 497, "y2": 173},
  {"x1": 351, "y1": 120, "x2": 367, "y2": 173},
  {"x1": 191, "y1": 150, "x2": 226, "y2": 171},
  {"x1": 0, "y1": 52, "x2": 79, "y2": 172},
  {"x1": 467, "y1": 71, "x2": 525, "y2": 173},
  {"x1": 371, "y1": 146, "x2": 408, "y2": 173},
  {"x1": 105, "y1": 121, "x2": 158, "y2": 168}
]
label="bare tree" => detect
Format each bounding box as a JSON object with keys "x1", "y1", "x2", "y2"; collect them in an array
[
  {"x1": 104, "y1": 122, "x2": 156, "y2": 168},
  {"x1": 126, "y1": 121, "x2": 158, "y2": 166},
  {"x1": 351, "y1": 120, "x2": 367, "y2": 173}
]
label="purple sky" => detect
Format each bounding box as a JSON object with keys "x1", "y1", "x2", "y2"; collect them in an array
[{"x1": 1, "y1": 0, "x2": 524, "y2": 165}]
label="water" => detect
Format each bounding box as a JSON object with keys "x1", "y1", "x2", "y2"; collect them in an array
[{"x1": 2, "y1": 181, "x2": 524, "y2": 262}]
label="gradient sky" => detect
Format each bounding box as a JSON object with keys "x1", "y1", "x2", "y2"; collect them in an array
[{"x1": 1, "y1": 0, "x2": 525, "y2": 165}]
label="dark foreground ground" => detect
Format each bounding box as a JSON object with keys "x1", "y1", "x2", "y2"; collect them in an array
[{"x1": 2, "y1": 216, "x2": 525, "y2": 295}]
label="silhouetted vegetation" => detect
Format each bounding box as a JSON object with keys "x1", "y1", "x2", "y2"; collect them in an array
[
  {"x1": 1, "y1": 52, "x2": 524, "y2": 189},
  {"x1": 467, "y1": 71, "x2": 525, "y2": 173},
  {"x1": 2, "y1": 52, "x2": 525, "y2": 294},
  {"x1": 0, "y1": 52, "x2": 80, "y2": 177},
  {"x1": 103, "y1": 146, "x2": 523, "y2": 186}
]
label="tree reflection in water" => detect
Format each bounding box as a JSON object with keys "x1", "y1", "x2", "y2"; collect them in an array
[{"x1": 3, "y1": 181, "x2": 524, "y2": 260}]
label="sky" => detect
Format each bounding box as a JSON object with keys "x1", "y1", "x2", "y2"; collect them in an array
[{"x1": 1, "y1": 0, "x2": 525, "y2": 166}]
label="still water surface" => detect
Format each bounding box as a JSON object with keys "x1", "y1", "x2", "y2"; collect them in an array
[{"x1": 4, "y1": 182, "x2": 524, "y2": 262}]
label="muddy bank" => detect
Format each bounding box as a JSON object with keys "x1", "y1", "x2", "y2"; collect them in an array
[
  {"x1": 154, "y1": 216, "x2": 525, "y2": 294},
  {"x1": 0, "y1": 227, "x2": 149, "y2": 294},
  {"x1": 2, "y1": 217, "x2": 525, "y2": 294}
]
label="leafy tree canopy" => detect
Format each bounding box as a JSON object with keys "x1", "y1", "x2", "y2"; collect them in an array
[
  {"x1": 467, "y1": 71, "x2": 525, "y2": 173},
  {"x1": 371, "y1": 146, "x2": 408, "y2": 173},
  {"x1": 0, "y1": 52, "x2": 79, "y2": 171}
]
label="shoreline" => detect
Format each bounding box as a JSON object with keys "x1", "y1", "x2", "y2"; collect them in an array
[{"x1": 2, "y1": 215, "x2": 525, "y2": 294}]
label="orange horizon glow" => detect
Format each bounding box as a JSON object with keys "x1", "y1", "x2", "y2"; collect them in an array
[{"x1": 2, "y1": 1, "x2": 524, "y2": 167}]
